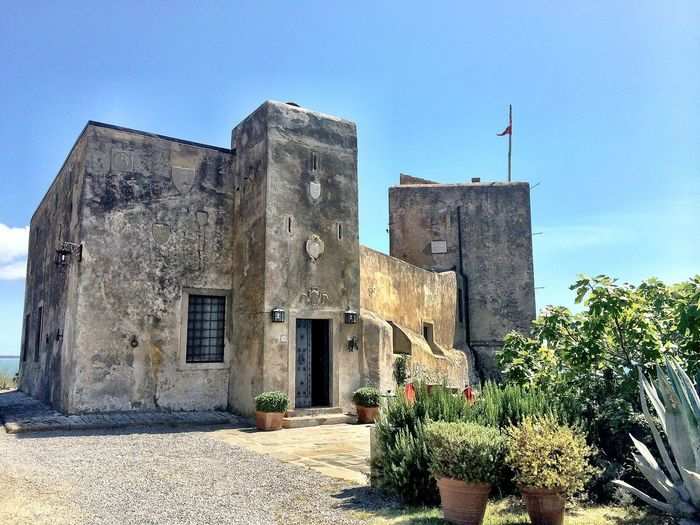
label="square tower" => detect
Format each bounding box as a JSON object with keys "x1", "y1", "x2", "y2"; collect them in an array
[
  {"x1": 389, "y1": 179, "x2": 536, "y2": 377},
  {"x1": 230, "y1": 101, "x2": 361, "y2": 414}
]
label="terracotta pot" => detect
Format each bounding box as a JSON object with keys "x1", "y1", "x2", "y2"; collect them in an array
[
  {"x1": 255, "y1": 411, "x2": 283, "y2": 431},
  {"x1": 404, "y1": 383, "x2": 416, "y2": 403},
  {"x1": 520, "y1": 486, "x2": 565, "y2": 525},
  {"x1": 437, "y1": 477, "x2": 491, "y2": 525},
  {"x1": 356, "y1": 404, "x2": 379, "y2": 424}
]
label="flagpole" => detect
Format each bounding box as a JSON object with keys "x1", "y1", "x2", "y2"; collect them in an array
[{"x1": 507, "y1": 104, "x2": 512, "y2": 182}]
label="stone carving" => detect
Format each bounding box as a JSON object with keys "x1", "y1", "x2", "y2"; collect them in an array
[
  {"x1": 152, "y1": 223, "x2": 171, "y2": 244},
  {"x1": 196, "y1": 210, "x2": 209, "y2": 227},
  {"x1": 301, "y1": 287, "x2": 329, "y2": 306},
  {"x1": 305, "y1": 234, "x2": 324, "y2": 262},
  {"x1": 111, "y1": 150, "x2": 131, "y2": 172},
  {"x1": 171, "y1": 166, "x2": 196, "y2": 194},
  {"x1": 309, "y1": 180, "x2": 321, "y2": 200}
]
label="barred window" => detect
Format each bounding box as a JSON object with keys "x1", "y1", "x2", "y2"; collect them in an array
[{"x1": 186, "y1": 295, "x2": 225, "y2": 363}]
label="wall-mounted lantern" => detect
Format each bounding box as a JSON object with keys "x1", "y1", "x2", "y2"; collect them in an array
[
  {"x1": 271, "y1": 308, "x2": 286, "y2": 323},
  {"x1": 344, "y1": 309, "x2": 358, "y2": 325}
]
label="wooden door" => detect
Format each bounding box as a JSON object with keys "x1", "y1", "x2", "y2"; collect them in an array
[{"x1": 295, "y1": 319, "x2": 312, "y2": 408}]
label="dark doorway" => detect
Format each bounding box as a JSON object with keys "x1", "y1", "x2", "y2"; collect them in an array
[{"x1": 295, "y1": 319, "x2": 330, "y2": 408}]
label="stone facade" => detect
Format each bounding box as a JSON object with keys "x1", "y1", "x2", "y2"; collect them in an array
[
  {"x1": 18, "y1": 101, "x2": 535, "y2": 415},
  {"x1": 389, "y1": 175, "x2": 537, "y2": 377}
]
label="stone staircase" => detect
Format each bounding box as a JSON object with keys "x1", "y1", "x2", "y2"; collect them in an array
[{"x1": 282, "y1": 407, "x2": 356, "y2": 429}]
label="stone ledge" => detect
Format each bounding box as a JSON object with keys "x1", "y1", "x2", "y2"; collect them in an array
[{"x1": 0, "y1": 390, "x2": 251, "y2": 434}]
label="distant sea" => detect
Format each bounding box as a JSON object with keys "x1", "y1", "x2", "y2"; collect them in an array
[{"x1": 0, "y1": 356, "x2": 20, "y2": 376}]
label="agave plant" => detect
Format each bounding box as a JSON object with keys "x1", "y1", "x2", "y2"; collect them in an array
[{"x1": 613, "y1": 358, "x2": 700, "y2": 524}]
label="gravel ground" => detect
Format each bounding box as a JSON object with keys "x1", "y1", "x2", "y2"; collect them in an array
[{"x1": 0, "y1": 426, "x2": 393, "y2": 525}]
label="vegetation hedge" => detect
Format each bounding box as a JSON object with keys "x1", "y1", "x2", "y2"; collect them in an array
[
  {"x1": 254, "y1": 391, "x2": 288, "y2": 413},
  {"x1": 353, "y1": 386, "x2": 381, "y2": 407},
  {"x1": 374, "y1": 382, "x2": 573, "y2": 504},
  {"x1": 499, "y1": 274, "x2": 700, "y2": 502},
  {"x1": 425, "y1": 421, "x2": 505, "y2": 484}
]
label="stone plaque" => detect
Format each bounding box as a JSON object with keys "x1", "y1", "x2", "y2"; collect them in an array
[
  {"x1": 152, "y1": 223, "x2": 171, "y2": 244},
  {"x1": 171, "y1": 166, "x2": 196, "y2": 194},
  {"x1": 111, "y1": 150, "x2": 132, "y2": 172},
  {"x1": 309, "y1": 180, "x2": 321, "y2": 200},
  {"x1": 431, "y1": 240, "x2": 448, "y2": 254},
  {"x1": 305, "y1": 234, "x2": 325, "y2": 262}
]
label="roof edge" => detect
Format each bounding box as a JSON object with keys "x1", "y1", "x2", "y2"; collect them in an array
[{"x1": 86, "y1": 121, "x2": 233, "y2": 154}]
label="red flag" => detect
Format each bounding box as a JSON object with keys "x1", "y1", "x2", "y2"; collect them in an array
[{"x1": 497, "y1": 124, "x2": 512, "y2": 136}]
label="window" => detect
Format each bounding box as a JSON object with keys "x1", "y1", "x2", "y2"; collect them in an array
[
  {"x1": 34, "y1": 306, "x2": 43, "y2": 362},
  {"x1": 457, "y1": 288, "x2": 464, "y2": 323},
  {"x1": 422, "y1": 322, "x2": 434, "y2": 344},
  {"x1": 186, "y1": 295, "x2": 225, "y2": 363},
  {"x1": 22, "y1": 314, "x2": 30, "y2": 361}
]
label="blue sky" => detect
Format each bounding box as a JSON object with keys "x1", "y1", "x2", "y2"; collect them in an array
[{"x1": 0, "y1": 1, "x2": 698, "y2": 355}]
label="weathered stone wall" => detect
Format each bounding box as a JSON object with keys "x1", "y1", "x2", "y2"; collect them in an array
[
  {"x1": 68, "y1": 124, "x2": 234, "y2": 413},
  {"x1": 359, "y1": 246, "x2": 469, "y2": 389},
  {"x1": 231, "y1": 101, "x2": 362, "y2": 414},
  {"x1": 228, "y1": 103, "x2": 269, "y2": 415},
  {"x1": 18, "y1": 135, "x2": 87, "y2": 411},
  {"x1": 388, "y1": 181, "x2": 536, "y2": 377},
  {"x1": 360, "y1": 246, "x2": 456, "y2": 347},
  {"x1": 264, "y1": 102, "x2": 361, "y2": 411}
]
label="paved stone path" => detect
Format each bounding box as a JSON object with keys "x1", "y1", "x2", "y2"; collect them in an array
[
  {"x1": 211, "y1": 423, "x2": 372, "y2": 484},
  {"x1": 0, "y1": 390, "x2": 249, "y2": 433}
]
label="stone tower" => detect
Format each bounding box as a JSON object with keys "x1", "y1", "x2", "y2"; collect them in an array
[
  {"x1": 229, "y1": 101, "x2": 361, "y2": 414},
  {"x1": 388, "y1": 175, "x2": 536, "y2": 377}
]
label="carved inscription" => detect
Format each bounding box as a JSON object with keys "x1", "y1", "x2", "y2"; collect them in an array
[{"x1": 300, "y1": 287, "x2": 329, "y2": 306}]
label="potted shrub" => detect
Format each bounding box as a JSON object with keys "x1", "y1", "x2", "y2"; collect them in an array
[
  {"x1": 425, "y1": 421, "x2": 505, "y2": 525},
  {"x1": 505, "y1": 416, "x2": 594, "y2": 525},
  {"x1": 254, "y1": 391, "x2": 288, "y2": 431},
  {"x1": 353, "y1": 386, "x2": 381, "y2": 423}
]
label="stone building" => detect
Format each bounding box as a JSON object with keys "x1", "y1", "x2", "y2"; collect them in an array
[{"x1": 17, "y1": 101, "x2": 535, "y2": 417}]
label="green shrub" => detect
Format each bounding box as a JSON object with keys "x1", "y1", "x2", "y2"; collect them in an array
[
  {"x1": 425, "y1": 421, "x2": 505, "y2": 484},
  {"x1": 379, "y1": 419, "x2": 438, "y2": 504},
  {"x1": 254, "y1": 391, "x2": 288, "y2": 413},
  {"x1": 506, "y1": 416, "x2": 595, "y2": 497},
  {"x1": 464, "y1": 381, "x2": 578, "y2": 428},
  {"x1": 374, "y1": 380, "x2": 572, "y2": 504},
  {"x1": 353, "y1": 386, "x2": 380, "y2": 407},
  {"x1": 393, "y1": 355, "x2": 410, "y2": 386}
]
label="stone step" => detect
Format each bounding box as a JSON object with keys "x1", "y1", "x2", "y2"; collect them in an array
[
  {"x1": 282, "y1": 413, "x2": 356, "y2": 429},
  {"x1": 286, "y1": 406, "x2": 343, "y2": 418}
]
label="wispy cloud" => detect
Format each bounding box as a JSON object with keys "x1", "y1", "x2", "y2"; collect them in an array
[{"x1": 0, "y1": 224, "x2": 29, "y2": 280}]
